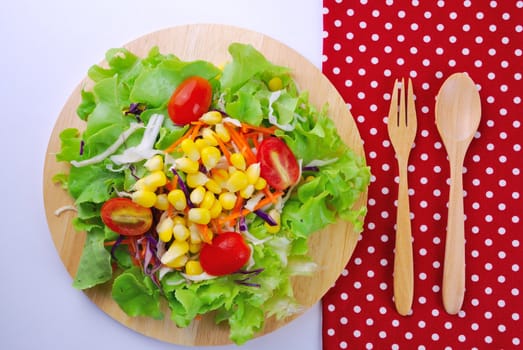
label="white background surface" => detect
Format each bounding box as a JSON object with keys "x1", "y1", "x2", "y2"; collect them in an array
[{"x1": 0, "y1": 1, "x2": 324, "y2": 349}]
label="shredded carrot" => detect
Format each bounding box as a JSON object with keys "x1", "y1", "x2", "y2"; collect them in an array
[
  {"x1": 218, "y1": 191, "x2": 284, "y2": 226},
  {"x1": 243, "y1": 123, "x2": 277, "y2": 135},
  {"x1": 164, "y1": 123, "x2": 202, "y2": 154},
  {"x1": 196, "y1": 224, "x2": 213, "y2": 243},
  {"x1": 213, "y1": 132, "x2": 232, "y2": 162},
  {"x1": 104, "y1": 238, "x2": 131, "y2": 246},
  {"x1": 224, "y1": 123, "x2": 257, "y2": 164}
]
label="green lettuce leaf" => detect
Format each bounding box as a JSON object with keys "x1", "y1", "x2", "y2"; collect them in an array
[
  {"x1": 112, "y1": 267, "x2": 164, "y2": 320},
  {"x1": 72, "y1": 228, "x2": 112, "y2": 289}
]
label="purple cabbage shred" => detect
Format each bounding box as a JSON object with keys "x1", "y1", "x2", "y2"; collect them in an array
[
  {"x1": 171, "y1": 168, "x2": 194, "y2": 208},
  {"x1": 254, "y1": 209, "x2": 277, "y2": 226}
]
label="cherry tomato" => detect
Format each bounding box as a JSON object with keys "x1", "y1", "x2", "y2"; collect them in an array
[
  {"x1": 100, "y1": 198, "x2": 153, "y2": 236},
  {"x1": 167, "y1": 76, "x2": 213, "y2": 125},
  {"x1": 257, "y1": 137, "x2": 300, "y2": 190},
  {"x1": 199, "y1": 232, "x2": 251, "y2": 276}
]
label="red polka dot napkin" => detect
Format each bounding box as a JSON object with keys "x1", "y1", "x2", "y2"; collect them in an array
[{"x1": 321, "y1": 1, "x2": 522, "y2": 349}]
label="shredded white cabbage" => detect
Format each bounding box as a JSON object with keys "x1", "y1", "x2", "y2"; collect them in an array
[
  {"x1": 244, "y1": 191, "x2": 265, "y2": 212},
  {"x1": 70, "y1": 122, "x2": 143, "y2": 167},
  {"x1": 268, "y1": 90, "x2": 294, "y2": 131},
  {"x1": 304, "y1": 158, "x2": 339, "y2": 167},
  {"x1": 223, "y1": 116, "x2": 242, "y2": 127},
  {"x1": 110, "y1": 114, "x2": 164, "y2": 165},
  {"x1": 53, "y1": 205, "x2": 77, "y2": 216},
  {"x1": 242, "y1": 229, "x2": 271, "y2": 246},
  {"x1": 180, "y1": 272, "x2": 217, "y2": 282}
]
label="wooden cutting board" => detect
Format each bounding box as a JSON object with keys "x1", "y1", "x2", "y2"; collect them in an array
[{"x1": 42, "y1": 24, "x2": 368, "y2": 346}]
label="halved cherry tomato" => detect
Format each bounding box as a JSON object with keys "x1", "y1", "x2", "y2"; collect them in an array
[
  {"x1": 100, "y1": 198, "x2": 153, "y2": 236},
  {"x1": 167, "y1": 76, "x2": 213, "y2": 125},
  {"x1": 199, "y1": 232, "x2": 251, "y2": 276},
  {"x1": 257, "y1": 137, "x2": 300, "y2": 190}
]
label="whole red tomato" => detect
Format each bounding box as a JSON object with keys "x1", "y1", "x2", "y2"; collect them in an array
[
  {"x1": 100, "y1": 197, "x2": 153, "y2": 236},
  {"x1": 257, "y1": 137, "x2": 300, "y2": 190},
  {"x1": 167, "y1": 76, "x2": 212, "y2": 125},
  {"x1": 199, "y1": 232, "x2": 251, "y2": 276}
]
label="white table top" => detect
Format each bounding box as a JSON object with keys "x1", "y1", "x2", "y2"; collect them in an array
[{"x1": 0, "y1": 1, "x2": 323, "y2": 349}]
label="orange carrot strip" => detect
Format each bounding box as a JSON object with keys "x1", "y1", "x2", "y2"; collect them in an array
[
  {"x1": 243, "y1": 124, "x2": 277, "y2": 135},
  {"x1": 197, "y1": 224, "x2": 213, "y2": 243},
  {"x1": 164, "y1": 123, "x2": 202, "y2": 154},
  {"x1": 213, "y1": 132, "x2": 232, "y2": 162},
  {"x1": 218, "y1": 191, "x2": 284, "y2": 226},
  {"x1": 224, "y1": 124, "x2": 257, "y2": 164}
]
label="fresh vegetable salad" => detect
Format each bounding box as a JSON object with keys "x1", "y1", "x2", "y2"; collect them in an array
[{"x1": 54, "y1": 43, "x2": 370, "y2": 344}]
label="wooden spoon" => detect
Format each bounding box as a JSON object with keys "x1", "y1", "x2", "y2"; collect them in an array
[{"x1": 435, "y1": 73, "x2": 481, "y2": 315}]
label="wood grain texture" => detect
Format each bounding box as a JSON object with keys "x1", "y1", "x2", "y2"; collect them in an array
[{"x1": 42, "y1": 24, "x2": 368, "y2": 345}]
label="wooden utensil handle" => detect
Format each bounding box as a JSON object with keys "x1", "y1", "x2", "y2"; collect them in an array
[
  {"x1": 442, "y1": 167, "x2": 466, "y2": 315},
  {"x1": 393, "y1": 161, "x2": 414, "y2": 316}
]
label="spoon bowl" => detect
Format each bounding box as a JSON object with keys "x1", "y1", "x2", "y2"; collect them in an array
[{"x1": 435, "y1": 72, "x2": 481, "y2": 315}]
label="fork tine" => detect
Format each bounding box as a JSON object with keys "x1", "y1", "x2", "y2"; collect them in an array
[
  {"x1": 407, "y1": 78, "x2": 417, "y2": 128},
  {"x1": 399, "y1": 78, "x2": 406, "y2": 127},
  {"x1": 388, "y1": 79, "x2": 399, "y2": 127}
]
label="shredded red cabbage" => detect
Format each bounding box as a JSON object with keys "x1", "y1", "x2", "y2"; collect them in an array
[
  {"x1": 79, "y1": 140, "x2": 85, "y2": 156},
  {"x1": 110, "y1": 235, "x2": 125, "y2": 260},
  {"x1": 254, "y1": 209, "x2": 277, "y2": 226},
  {"x1": 234, "y1": 268, "x2": 264, "y2": 288},
  {"x1": 171, "y1": 168, "x2": 194, "y2": 208},
  {"x1": 239, "y1": 215, "x2": 248, "y2": 231}
]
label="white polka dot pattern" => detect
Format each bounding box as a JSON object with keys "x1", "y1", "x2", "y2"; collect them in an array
[{"x1": 321, "y1": 1, "x2": 522, "y2": 349}]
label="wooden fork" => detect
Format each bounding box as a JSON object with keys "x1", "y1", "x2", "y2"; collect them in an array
[{"x1": 387, "y1": 78, "x2": 417, "y2": 316}]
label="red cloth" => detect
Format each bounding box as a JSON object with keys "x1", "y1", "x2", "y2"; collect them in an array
[{"x1": 321, "y1": 1, "x2": 522, "y2": 349}]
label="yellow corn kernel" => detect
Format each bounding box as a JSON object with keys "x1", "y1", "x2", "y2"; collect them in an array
[
  {"x1": 143, "y1": 170, "x2": 167, "y2": 189},
  {"x1": 180, "y1": 138, "x2": 200, "y2": 161},
  {"x1": 200, "y1": 110, "x2": 222, "y2": 125},
  {"x1": 157, "y1": 216, "x2": 174, "y2": 242},
  {"x1": 219, "y1": 192, "x2": 237, "y2": 210},
  {"x1": 188, "y1": 207, "x2": 211, "y2": 225},
  {"x1": 200, "y1": 191, "x2": 216, "y2": 210},
  {"x1": 209, "y1": 200, "x2": 222, "y2": 218},
  {"x1": 194, "y1": 138, "x2": 211, "y2": 151},
  {"x1": 212, "y1": 168, "x2": 229, "y2": 187},
  {"x1": 190, "y1": 186, "x2": 206, "y2": 205},
  {"x1": 173, "y1": 223, "x2": 190, "y2": 241},
  {"x1": 189, "y1": 243, "x2": 202, "y2": 254},
  {"x1": 215, "y1": 123, "x2": 230, "y2": 142},
  {"x1": 226, "y1": 171, "x2": 249, "y2": 192},
  {"x1": 154, "y1": 193, "x2": 169, "y2": 211},
  {"x1": 254, "y1": 177, "x2": 267, "y2": 190},
  {"x1": 161, "y1": 240, "x2": 189, "y2": 265},
  {"x1": 131, "y1": 190, "x2": 157, "y2": 208},
  {"x1": 265, "y1": 209, "x2": 281, "y2": 234},
  {"x1": 132, "y1": 178, "x2": 155, "y2": 192},
  {"x1": 186, "y1": 172, "x2": 209, "y2": 188},
  {"x1": 173, "y1": 216, "x2": 186, "y2": 226},
  {"x1": 239, "y1": 184, "x2": 255, "y2": 199},
  {"x1": 189, "y1": 224, "x2": 202, "y2": 244},
  {"x1": 144, "y1": 155, "x2": 164, "y2": 172},
  {"x1": 185, "y1": 260, "x2": 203, "y2": 275},
  {"x1": 205, "y1": 178, "x2": 222, "y2": 194},
  {"x1": 164, "y1": 254, "x2": 189, "y2": 268},
  {"x1": 201, "y1": 128, "x2": 219, "y2": 146},
  {"x1": 246, "y1": 163, "x2": 261, "y2": 184},
  {"x1": 167, "y1": 189, "x2": 187, "y2": 211},
  {"x1": 201, "y1": 146, "x2": 221, "y2": 170},
  {"x1": 268, "y1": 76, "x2": 283, "y2": 91},
  {"x1": 230, "y1": 153, "x2": 246, "y2": 171},
  {"x1": 174, "y1": 157, "x2": 199, "y2": 174}
]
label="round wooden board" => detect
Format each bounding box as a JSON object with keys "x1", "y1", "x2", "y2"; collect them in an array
[{"x1": 43, "y1": 24, "x2": 368, "y2": 346}]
